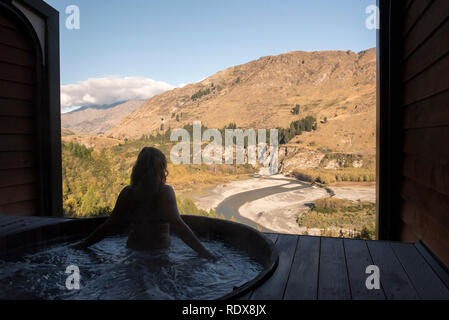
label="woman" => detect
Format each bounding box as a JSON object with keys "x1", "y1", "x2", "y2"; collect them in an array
[{"x1": 71, "y1": 147, "x2": 217, "y2": 261}]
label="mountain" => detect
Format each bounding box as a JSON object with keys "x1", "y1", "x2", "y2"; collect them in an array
[
  {"x1": 61, "y1": 100, "x2": 145, "y2": 135},
  {"x1": 105, "y1": 49, "x2": 376, "y2": 158}
]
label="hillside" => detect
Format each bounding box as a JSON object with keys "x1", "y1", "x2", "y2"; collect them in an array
[
  {"x1": 105, "y1": 48, "x2": 376, "y2": 160},
  {"x1": 61, "y1": 100, "x2": 145, "y2": 135}
]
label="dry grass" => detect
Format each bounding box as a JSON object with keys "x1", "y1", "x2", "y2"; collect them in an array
[
  {"x1": 297, "y1": 197, "x2": 376, "y2": 239},
  {"x1": 292, "y1": 168, "x2": 376, "y2": 185}
]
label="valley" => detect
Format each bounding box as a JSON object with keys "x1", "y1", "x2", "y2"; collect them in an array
[{"x1": 61, "y1": 48, "x2": 377, "y2": 239}]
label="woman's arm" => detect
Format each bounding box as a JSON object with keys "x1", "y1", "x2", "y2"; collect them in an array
[
  {"x1": 161, "y1": 186, "x2": 217, "y2": 261},
  {"x1": 71, "y1": 186, "x2": 133, "y2": 250}
]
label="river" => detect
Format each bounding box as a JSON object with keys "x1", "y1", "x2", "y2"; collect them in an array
[
  {"x1": 193, "y1": 174, "x2": 376, "y2": 234},
  {"x1": 194, "y1": 175, "x2": 329, "y2": 234}
]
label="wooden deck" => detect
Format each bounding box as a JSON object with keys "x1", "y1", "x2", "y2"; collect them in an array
[
  {"x1": 242, "y1": 233, "x2": 449, "y2": 300},
  {"x1": 1, "y1": 215, "x2": 448, "y2": 300}
]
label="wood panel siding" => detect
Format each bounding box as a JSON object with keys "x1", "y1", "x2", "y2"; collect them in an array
[
  {"x1": 397, "y1": 0, "x2": 449, "y2": 267},
  {"x1": 0, "y1": 10, "x2": 39, "y2": 217}
]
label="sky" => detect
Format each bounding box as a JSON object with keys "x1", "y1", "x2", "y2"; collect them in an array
[{"x1": 44, "y1": 0, "x2": 377, "y2": 111}]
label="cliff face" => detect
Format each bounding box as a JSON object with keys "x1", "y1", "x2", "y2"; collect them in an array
[{"x1": 105, "y1": 49, "x2": 376, "y2": 157}]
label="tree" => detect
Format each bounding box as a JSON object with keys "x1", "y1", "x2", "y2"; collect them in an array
[
  {"x1": 291, "y1": 104, "x2": 300, "y2": 115},
  {"x1": 79, "y1": 185, "x2": 98, "y2": 217}
]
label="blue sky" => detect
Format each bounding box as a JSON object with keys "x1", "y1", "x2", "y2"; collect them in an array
[{"x1": 44, "y1": 0, "x2": 376, "y2": 109}]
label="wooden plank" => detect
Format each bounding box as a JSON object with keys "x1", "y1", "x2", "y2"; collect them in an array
[
  {"x1": 0, "y1": 216, "x2": 64, "y2": 236},
  {"x1": 402, "y1": 53, "x2": 449, "y2": 106},
  {"x1": 366, "y1": 240, "x2": 419, "y2": 299},
  {"x1": 0, "y1": 15, "x2": 17, "y2": 30},
  {"x1": 0, "y1": 199, "x2": 38, "y2": 216},
  {"x1": 0, "y1": 62, "x2": 34, "y2": 84},
  {"x1": 0, "y1": 214, "x2": 22, "y2": 223},
  {"x1": 399, "y1": 220, "x2": 420, "y2": 243},
  {"x1": 415, "y1": 242, "x2": 449, "y2": 288},
  {"x1": 0, "y1": 151, "x2": 35, "y2": 169},
  {"x1": 0, "y1": 215, "x2": 26, "y2": 233},
  {"x1": 0, "y1": 183, "x2": 38, "y2": 206},
  {"x1": 403, "y1": 0, "x2": 415, "y2": 13},
  {"x1": 0, "y1": 25, "x2": 31, "y2": 51},
  {"x1": 344, "y1": 239, "x2": 386, "y2": 300},
  {"x1": 403, "y1": 0, "x2": 449, "y2": 59},
  {"x1": 0, "y1": 217, "x2": 28, "y2": 235},
  {"x1": 0, "y1": 135, "x2": 35, "y2": 152},
  {"x1": 318, "y1": 237, "x2": 351, "y2": 300},
  {"x1": 250, "y1": 234, "x2": 297, "y2": 300},
  {"x1": 0, "y1": 43, "x2": 34, "y2": 67},
  {"x1": 284, "y1": 236, "x2": 320, "y2": 300},
  {"x1": 403, "y1": 20, "x2": 449, "y2": 82},
  {"x1": 403, "y1": 89, "x2": 449, "y2": 129},
  {"x1": 0, "y1": 118, "x2": 34, "y2": 134},
  {"x1": 0, "y1": 79, "x2": 34, "y2": 100},
  {"x1": 401, "y1": 176, "x2": 449, "y2": 229},
  {"x1": 391, "y1": 242, "x2": 449, "y2": 299},
  {"x1": 402, "y1": 0, "x2": 433, "y2": 37},
  {"x1": 402, "y1": 154, "x2": 449, "y2": 198},
  {"x1": 0, "y1": 216, "x2": 62, "y2": 237},
  {"x1": 0, "y1": 168, "x2": 37, "y2": 188},
  {"x1": 399, "y1": 199, "x2": 449, "y2": 268},
  {"x1": 264, "y1": 232, "x2": 279, "y2": 244},
  {"x1": 403, "y1": 126, "x2": 449, "y2": 160},
  {"x1": 0, "y1": 98, "x2": 34, "y2": 117}
]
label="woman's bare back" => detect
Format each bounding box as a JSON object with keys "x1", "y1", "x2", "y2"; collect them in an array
[{"x1": 127, "y1": 185, "x2": 172, "y2": 250}]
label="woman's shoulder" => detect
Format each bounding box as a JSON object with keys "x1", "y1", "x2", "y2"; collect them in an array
[
  {"x1": 158, "y1": 184, "x2": 174, "y2": 193},
  {"x1": 119, "y1": 185, "x2": 135, "y2": 200},
  {"x1": 157, "y1": 184, "x2": 176, "y2": 199}
]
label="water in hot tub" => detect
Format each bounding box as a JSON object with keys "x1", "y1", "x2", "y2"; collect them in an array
[{"x1": 0, "y1": 236, "x2": 263, "y2": 300}]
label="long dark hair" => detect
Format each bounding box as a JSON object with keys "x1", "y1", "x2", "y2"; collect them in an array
[{"x1": 130, "y1": 147, "x2": 168, "y2": 201}]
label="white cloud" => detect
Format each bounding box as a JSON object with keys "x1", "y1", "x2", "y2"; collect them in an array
[
  {"x1": 61, "y1": 106, "x2": 82, "y2": 114},
  {"x1": 61, "y1": 76, "x2": 176, "y2": 108}
]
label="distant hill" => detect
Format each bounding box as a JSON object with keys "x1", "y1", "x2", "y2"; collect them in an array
[
  {"x1": 105, "y1": 48, "x2": 376, "y2": 157},
  {"x1": 61, "y1": 100, "x2": 145, "y2": 135}
]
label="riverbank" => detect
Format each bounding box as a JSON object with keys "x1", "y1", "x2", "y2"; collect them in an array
[{"x1": 192, "y1": 175, "x2": 376, "y2": 235}]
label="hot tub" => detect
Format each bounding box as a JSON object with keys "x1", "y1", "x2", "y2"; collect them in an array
[{"x1": 0, "y1": 215, "x2": 278, "y2": 300}]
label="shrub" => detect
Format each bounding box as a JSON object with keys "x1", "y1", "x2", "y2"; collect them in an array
[
  {"x1": 292, "y1": 168, "x2": 376, "y2": 185},
  {"x1": 191, "y1": 88, "x2": 211, "y2": 101},
  {"x1": 291, "y1": 104, "x2": 300, "y2": 115}
]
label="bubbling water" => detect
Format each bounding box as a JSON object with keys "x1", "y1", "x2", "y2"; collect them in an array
[{"x1": 0, "y1": 236, "x2": 263, "y2": 300}]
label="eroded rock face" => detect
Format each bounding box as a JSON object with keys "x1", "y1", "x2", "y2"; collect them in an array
[
  {"x1": 279, "y1": 147, "x2": 326, "y2": 174},
  {"x1": 278, "y1": 147, "x2": 366, "y2": 174}
]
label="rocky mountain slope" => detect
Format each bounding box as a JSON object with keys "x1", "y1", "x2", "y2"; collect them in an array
[
  {"x1": 105, "y1": 49, "x2": 376, "y2": 160},
  {"x1": 61, "y1": 100, "x2": 144, "y2": 135}
]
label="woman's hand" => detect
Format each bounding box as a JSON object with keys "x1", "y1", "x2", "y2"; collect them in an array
[
  {"x1": 202, "y1": 251, "x2": 218, "y2": 262},
  {"x1": 70, "y1": 241, "x2": 88, "y2": 250},
  {"x1": 198, "y1": 248, "x2": 218, "y2": 262}
]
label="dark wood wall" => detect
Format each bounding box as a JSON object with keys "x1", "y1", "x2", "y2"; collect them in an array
[
  {"x1": 398, "y1": 0, "x2": 449, "y2": 267},
  {"x1": 0, "y1": 11, "x2": 40, "y2": 216}
]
